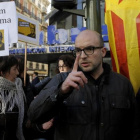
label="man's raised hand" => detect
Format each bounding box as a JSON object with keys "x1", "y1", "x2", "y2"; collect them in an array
[{"x1": 60, "y1": 55, "x2": 88, "y2": 94}]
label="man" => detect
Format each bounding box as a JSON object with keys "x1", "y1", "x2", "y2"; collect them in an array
[
  {"x1": 28, "y1": 30, "x2": 140, "y2": 140},
  {"x1": 0, "y1": 31, "x2": 4, "y2": 51},
  {"x1": 31, "y1": 72, "x2": 40, "y2": 88},
  {"x1": 27, "y1": 23, "x2": 36, "y2": 38}
]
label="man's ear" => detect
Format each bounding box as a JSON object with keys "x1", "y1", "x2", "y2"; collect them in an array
[{"x1": 101, "y1": 47, "x2": 107, "y2": 57}]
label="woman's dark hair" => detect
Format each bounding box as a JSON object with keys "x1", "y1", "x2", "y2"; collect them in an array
[
  {"x1": 0, "y1": 55, "x2": 18, "y2": 76},
  {"x1": 56, "y1": 54, "x2": 75, "y2": 74},
  {"x1": 15, "y1": 56, "x2": 24, "y2": 74}
]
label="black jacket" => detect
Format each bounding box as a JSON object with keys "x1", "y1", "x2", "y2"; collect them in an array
[
  {"x1": 28, "y1": 63, "x2": 140, "y2": 140},
  {"x1": 0, "y1": 109, "x2": 19, "y2": 140},
  {"x1": 33, "y1": 77, "x2": 51, "y2": 97},
  {"x1": 32, "y1": 77, "x2": 40, "y2": 87}
]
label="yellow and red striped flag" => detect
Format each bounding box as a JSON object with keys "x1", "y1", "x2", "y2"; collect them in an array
[{"x1": 105, "y1": 0, "x2": 140, "y2": 95}]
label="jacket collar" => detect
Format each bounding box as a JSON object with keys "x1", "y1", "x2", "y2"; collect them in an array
[
  {"x1": 101, "y1": 63, "x2": 111, "y2": 85},
  {"x1": 78, "y1": 63, "x2": 111, "y2": 85}
]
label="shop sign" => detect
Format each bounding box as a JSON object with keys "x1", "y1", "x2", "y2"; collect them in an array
[
  {"x1": 47, "y1": 25, "x2": 108, "y2": 45},
  {"x1": 9, "y1": 47, "x2": 46, "y2": 54},
  {"x1": 49, "y1": 45, "x2": 74, "y2": 53},
  {"x1": 47, "y1": 25, "x2": 86, "y2": 45}
]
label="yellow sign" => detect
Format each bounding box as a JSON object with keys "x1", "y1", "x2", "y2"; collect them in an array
[
  {"x1": 17, "y1": 12, "x2": 39, "y2": 45},
  {"x1": 18, "y1": 18, "x2": 36, "y2": 39}
]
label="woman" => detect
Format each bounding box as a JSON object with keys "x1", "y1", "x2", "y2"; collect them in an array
[
  {"x1": 56, "y1": 54, "x2": 75, "y2": 74},
  {"x1": 34, "y1": 55, "x2": 76, "y2": 140},
  {"x1": 0, "y1": 55, "x2": 26, "y2": 140},
  {"x1": 14, "y1": 56, "x2": 54, "y2": 140},
  {"x1": 30, "y1": 55, "x2": 75, "y2": 140}
]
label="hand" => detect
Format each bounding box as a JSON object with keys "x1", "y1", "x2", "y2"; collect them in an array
[
  {"x1": 42, "y1": 119, "x2": 54, "y2": 130},
  {"x1": 60, "y1": 55, "x2": 88, "y2": 94}
]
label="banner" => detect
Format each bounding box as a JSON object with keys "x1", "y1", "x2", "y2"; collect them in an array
[
  {"x1": 105, "y1": 0, "x2": 140, "y2": 94},
  {"x1": 39, "y1": 31, "x2": 44, "y2": 45},
  {"x1": 0, "y1": 1, "x2": 18, "y2": 44}
]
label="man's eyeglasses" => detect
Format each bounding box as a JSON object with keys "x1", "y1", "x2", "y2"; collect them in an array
[
  {"x1": 57, "y1": 65, "x2": 67, "y2": 69},
  {"x1": 72, "y1": 46, "x2": 103, "y2": 57}
]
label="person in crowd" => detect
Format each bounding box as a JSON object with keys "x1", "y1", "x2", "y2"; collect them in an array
[
  {"x1": 31, "y1": 72, "x2": 40, "y2": 88},
  {"x1": 33, "y1": 76, "x2": 51, "y2": 97},
  {"x1": 0, "y1": 31, "x2": 5, "y2": 51},
  {"x1": 32, "y1": 55, "x2": 75, "y2": 140},
  {"x1": 56, "y1": 55, "x2": 75, "y2": 74},
  {"x1": 33, "y1": 55, "x2": 75, "y2": 97},
  {"x1": 28, "y1": 30, "x2": 140, "y2": 140},
  {"x1": 15, "y1": 56, "x2": 34, "y2": 107},
  {"x1": 0, "y1": 55, "x2": 54, "y2": 140},
  {"x1": 0, "y1": 55, "x2": 26, "y2": 140}
]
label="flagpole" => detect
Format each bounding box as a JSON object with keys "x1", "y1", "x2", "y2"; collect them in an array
[{"x1": 24, "y1": 42, "x2": 27, "y2": 87}]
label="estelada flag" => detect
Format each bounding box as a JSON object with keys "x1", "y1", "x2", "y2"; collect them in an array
[{"x1": 105, "y1": 0, "x2": 140, "y2": 95}]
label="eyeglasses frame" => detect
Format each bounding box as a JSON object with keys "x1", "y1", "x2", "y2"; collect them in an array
[
  {"x1": 57, "y1": 65, "x2": 67, "y2": 69},
  {"x1": 72, "y1": 46, "x2": 103, "y2": 57}
]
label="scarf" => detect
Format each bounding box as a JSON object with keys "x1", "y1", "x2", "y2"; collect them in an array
[{"x1": 0, "y1": 77, "x2": 26, "y2": 140}]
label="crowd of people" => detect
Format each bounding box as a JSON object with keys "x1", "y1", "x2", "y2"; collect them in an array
[{"x1": 0, "y1": 29, "x2": 140, "y2": 140}]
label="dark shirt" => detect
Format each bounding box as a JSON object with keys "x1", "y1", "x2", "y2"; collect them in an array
[
  {"x1": 31, "y1": 77, "x2": 40, "y2": 89},
  {"x1": 28, "y1": 63, "x2": 140, "y2": 140}
]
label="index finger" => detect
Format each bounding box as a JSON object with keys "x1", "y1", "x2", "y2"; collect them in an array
[{"x1": 73, "y1": 55, "x2": 80, "y2": 72}]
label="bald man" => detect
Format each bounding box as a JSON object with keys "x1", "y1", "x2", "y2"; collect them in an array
[
  {"x1": 0, "y1": 31, "x2": 4, "y2": 51},
  {"x1": 28, "y1": 30, "x2": 140, "y2": 140}
]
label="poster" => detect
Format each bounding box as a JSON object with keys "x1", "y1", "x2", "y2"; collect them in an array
[
  {"x1": 0, "y1": 1, "x2": 18, "y2": 43},
  {"x1": 17, "y1": 12, "x2": 39, "y2": 45},
  {"x1": 0, "y1": 26, "x2": 9, "y2": 56},
  {"x1": 18, "y1": 18, "x2": 36, "y2": 39}
]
